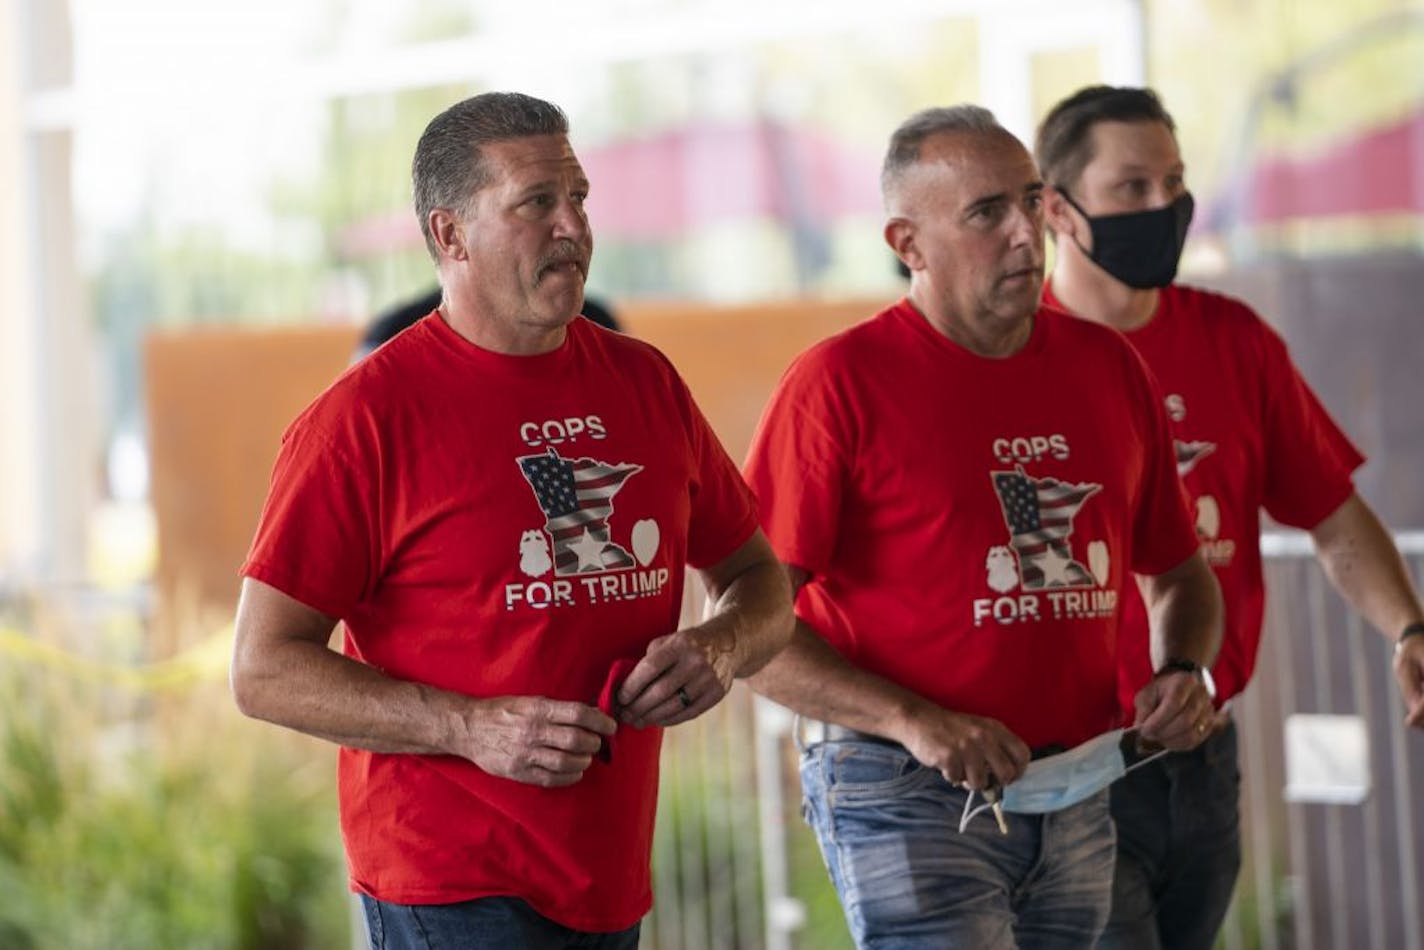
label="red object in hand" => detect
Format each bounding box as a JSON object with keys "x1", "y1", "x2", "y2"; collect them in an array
[{"x1": 595, "y1": 658, "x2": 640, "y2": 762}]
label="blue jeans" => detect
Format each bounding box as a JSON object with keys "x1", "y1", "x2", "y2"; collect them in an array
[
  {"x1": 359, "y1": 895, "x2": 641, "y2": 950},
  {"x1": 800, "y1": 738, "x2": 1116, "y2": 949},
  {"x1": 1097, "y1": 719, "x2": 1241, "y2": 950}
]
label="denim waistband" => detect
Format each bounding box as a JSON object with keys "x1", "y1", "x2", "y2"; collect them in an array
[{"x1": 805, "y1": 720, "x2": 1064, "y2": 760}]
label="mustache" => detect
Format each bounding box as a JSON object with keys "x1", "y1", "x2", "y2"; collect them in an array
[{"x1": 534, "y1": 242, "x2": 589, "y2": 283}]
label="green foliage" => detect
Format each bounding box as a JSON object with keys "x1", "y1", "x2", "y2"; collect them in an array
[{"x1": 0, "y1": 674, "x2": 349, "y2": 950}]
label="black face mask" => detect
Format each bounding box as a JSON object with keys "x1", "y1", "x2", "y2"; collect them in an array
[{"x1": 1058, "y1": 190, "x2": 1194, "y2": 289}]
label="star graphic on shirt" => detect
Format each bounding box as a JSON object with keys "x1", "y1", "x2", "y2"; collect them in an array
[
  {"x1": 568, "y1": 528, "x2": 607, "y2": 571},
  {"x1": 1039, "y1": 549, "x2": 1076, "y2": 587}
]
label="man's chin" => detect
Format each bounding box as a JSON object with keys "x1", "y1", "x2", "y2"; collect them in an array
[
  {"x1": 533, "y1": 298, "x2": 585, "y2": 328},
  {"x1": 994, "y1": 281, "x2": 1043, "y2": 318}
]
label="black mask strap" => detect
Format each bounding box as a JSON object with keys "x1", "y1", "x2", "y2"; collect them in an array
[{"x1": 1054, "y1": 187, "x2": 1095, "y2": 258}]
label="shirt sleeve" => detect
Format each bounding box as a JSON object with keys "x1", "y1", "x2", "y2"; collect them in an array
[
  {"x1": 742, "y1": 348, "x2": 851, "y2": 577},
  {"x1": 1126, "y1": 344, "x2": 1200, "y2": 576},
  {"x1": 240, "y1": 416, "x2": 382, "y2": 618},
  {"x1": 678, "y1": 374, "x2": 761, "y2": 571},
  {"x1": 1255, "y1": 321, "x2": 1364, "y2": 529}
]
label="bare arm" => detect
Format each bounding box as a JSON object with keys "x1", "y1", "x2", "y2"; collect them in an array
[
  {"x1": 617, "y1": 529, "x2": 794, "y2": 727},
  {"x1": 230, "y1": 578, "x2": 615, "y2": 787},
  {"x1": 1310, "y1": 492, "x2": 1424, "y2": 726},
  {"x1": 746, "y1": 566, "x2": 1030, "y2": 790},
  {"x1": 1132, "y1": 549, "x2": 1224, "y2": 749}
]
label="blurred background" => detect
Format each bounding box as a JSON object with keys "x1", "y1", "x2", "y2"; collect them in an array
[{"x1": 1, "y1": 0, "x2": 1421, "y2": 947}]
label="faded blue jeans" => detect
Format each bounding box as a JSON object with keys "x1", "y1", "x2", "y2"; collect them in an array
[
  {"x1": 801, "y1": 737, "x2": 1116, "y2": 949},
  {"x1": 359, "y1": 895, "x2": 641, "y2": 950}
]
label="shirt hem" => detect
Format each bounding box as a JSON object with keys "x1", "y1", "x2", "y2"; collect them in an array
[{"x1": 350, "y1": 879, "x2": 652, "y2": 933}]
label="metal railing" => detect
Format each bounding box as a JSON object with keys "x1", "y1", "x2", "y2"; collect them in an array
[
  {"x1": 646, "y1": 532, "x2": 1424, "y2": 949},
  {"x1": 1217, "y1": 532, "x2": 1424, "y2": 950}
]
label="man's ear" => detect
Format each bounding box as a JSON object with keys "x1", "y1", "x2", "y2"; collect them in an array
[
  {"x1": 429, "y1": 208, "x2": 468, "y2": 262},
  {"x1": 884, "y1": 217, "x2": 922, "y2": 272},
  {"x1": 1043, "y1": 185, "x2": 1079, "y2": 243}
]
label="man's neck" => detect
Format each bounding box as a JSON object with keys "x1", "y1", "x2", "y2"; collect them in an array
[
  {"x1": 438, "y1": 305, "x2": 568, "y2": 356},
  {"x1": 1050, "y1": 258, "x2": 1160, "y2": 332},
  {"x1": 910, "y1": 291, "x2": 1034, "y2": 359}
]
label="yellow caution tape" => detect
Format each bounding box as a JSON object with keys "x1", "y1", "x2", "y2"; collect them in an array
[{"x1": 0, "y1": 625, "x2": 232, "y2": 692}]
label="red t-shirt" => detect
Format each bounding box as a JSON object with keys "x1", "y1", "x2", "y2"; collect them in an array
[
  {"x1": 1044, "y1": 282, "x2": 1362, "y2": 713},
  {"x1": 242, "y1": 313, "x2": 757, "y2": 931},
  {"x1": 743, "y1": 299, "x2": 1198, "y2": 749}
]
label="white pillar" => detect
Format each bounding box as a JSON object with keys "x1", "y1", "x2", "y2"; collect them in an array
[
  {"x1": 0, "y1": 0, "x2": 91, "y2": 586},
  {"x1": 979, "y1": 0, "x2": 1148, "y2": 146},
  {"x1": 0, "y1": 0, "x2": 44, "y2": 582}
]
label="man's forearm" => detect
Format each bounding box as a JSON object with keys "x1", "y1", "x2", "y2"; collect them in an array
[
  {"x1": 700, "y1": 546, "x2": 795, "y2": 679},
  {"x1": 1312, "y1": 493, "x2": 1424, "y2": 639},
  {"x1": 748, "y1": 621, "x2": 933, "y2": 738},
  {"x1": 1141, "y1": 550, "x2": 1223, "y2": 671},
  {"x1": 232, "y1": 635, "x2": 470, "y2": 754}
]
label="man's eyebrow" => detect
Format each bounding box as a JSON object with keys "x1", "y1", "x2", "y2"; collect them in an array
[
  {"x1": 514, "y1": 179, "x2": 558, "y2": 199},
  {"x1": 966, "y1": 181, "x2": 1041, "y2": 213},
  {"x1": 965, "y1": 191, "x2": 1009, "y2": 214},
  {"x1": 514, "y1": 174, "x2": 590, "y2": 199},
  {"x1": 1110, "y1": 162, "x2": 1185, "y2": 175}
]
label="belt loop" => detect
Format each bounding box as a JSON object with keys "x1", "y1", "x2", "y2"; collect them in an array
[
  {"x1": 793, "y1": 713, "x2": 809, "y2": 754},
  {"x1": 793, "y1": 714, "x2": 829, "y2": 753}
]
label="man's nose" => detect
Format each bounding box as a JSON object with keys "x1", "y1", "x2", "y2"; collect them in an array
[
  {"x1": 552, "y1": 199, "x2": 590, "y2": 243},
  {"x1": 1007, "y1": 202, "x2": 1043, "y2": 248}
]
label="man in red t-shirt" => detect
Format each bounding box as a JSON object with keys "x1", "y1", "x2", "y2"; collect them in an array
[
  {"x1": 743, "y1": 105, "x2": 1223, "y2": 948},
  {"x1": 230, "y1": 92, "x2": 792, "y2": 950},
  {"x1": 1036, "y1": 84, "x2": 1424, "y2": 950}
]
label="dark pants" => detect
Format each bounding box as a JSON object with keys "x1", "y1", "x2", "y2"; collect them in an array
[
  {"x1": 360, "y1": 895, "x2": 641, "y2": 950},
  {"x1": 1097, "y1": 719, "x2": 1242, "y2": 950}
]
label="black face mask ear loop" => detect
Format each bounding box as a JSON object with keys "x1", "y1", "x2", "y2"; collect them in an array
[{"x1": 1053, "y1": 187, "x2": 1095, "y2": 261}]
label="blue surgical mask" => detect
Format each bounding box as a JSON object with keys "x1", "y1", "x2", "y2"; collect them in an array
[{"x1": 959, "y1": 729, "x2": 1165, "y2": 832}]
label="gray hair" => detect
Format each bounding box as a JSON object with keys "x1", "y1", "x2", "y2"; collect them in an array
[
  {"x1": 412, "y1": 92, "x2": 570, "y2": 261},
  {"x1": 881, "y1": 104, "x2": 1004, "y2": 199}
]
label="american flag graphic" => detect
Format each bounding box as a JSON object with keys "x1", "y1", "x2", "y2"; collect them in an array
[
  {"x1": 518, "y1": 448, "x2": 643, "y2": 576},
  {"x1": 991, "y1": 466, "x2": 1101, "y2": 590}
]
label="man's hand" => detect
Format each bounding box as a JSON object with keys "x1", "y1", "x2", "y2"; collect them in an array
[
  {"x1": 893, "y1": 706, "x2": 1031, "y2": 791},
  {"x1": 617, "y1": 626, "x2": 737, "y2": 728},
  {"x1": 1133, "y1": 671, "x2": 1215, "y2": 750},
  {"x1": 1393, "y1": 636, "x2": 1424, "y2": 728},
  {"x1": 460, "y1": 697, "x2": 616, "y2": 788}
]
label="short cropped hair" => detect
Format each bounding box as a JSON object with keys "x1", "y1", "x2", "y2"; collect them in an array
[
  {"x1": 881, "y1": 105, "x2": 1004, "y2": 201},
  {"x1": 412, "y1": 92, "x2": 569, "y2": 260},
  {"x1": 1034, "y1": 85, "x2": 1176, "y2": 191}
]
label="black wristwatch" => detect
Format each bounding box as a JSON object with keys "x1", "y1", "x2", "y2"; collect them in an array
[
  {"x1": 1398, "y1": 622, "x2": 1424, "y2": 655},
  {"x1": 1154, "y1": 658, "x2": 1217, "y2": 700}
]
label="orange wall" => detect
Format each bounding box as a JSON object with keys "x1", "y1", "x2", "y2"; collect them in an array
[
  {"x1": 144, "y1": 298, "x2": 887, "y2": 627},
  {"x1": 145, "y1": 324, "x2": 360, "y2": 619},
  {"x1": 619, "y1": 297, "x2": 883, "y2": 461}
]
